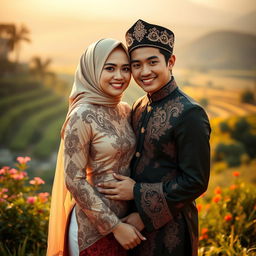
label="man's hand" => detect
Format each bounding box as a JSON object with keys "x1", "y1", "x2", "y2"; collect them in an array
[
  {"x1": 97, "y1": 173, "x2": 135, "y2": 200},
  {"x1": 122, "y1": 212, "x2": 145, "y2": 232}
]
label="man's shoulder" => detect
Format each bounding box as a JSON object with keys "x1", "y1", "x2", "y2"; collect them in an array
[{"x1": 132, "y1": 94, "x2": 147, "y2": 111}]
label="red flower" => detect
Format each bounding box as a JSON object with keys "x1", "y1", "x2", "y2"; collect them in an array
[
  {"x1": 197, "y1": 203, "x2": 203, "y2": 212},
  {"x1": 224, "y1": 213, "x2": 232, "y2": 222},
  {"x1": 232, "y1": 171, "x2": 240, "y2": 177},
  {"x1": 214, "y1": 186, "x2": 222, "y2": 194},
  {"x1": 212, "y1": 194, "x2": 222, "y2": 203},
  {"x1": 230, "y1": 184, "x2": 237, "y2": 190},
  {"x1": 201, "y1": 228, "x2": 208, "y2": 235}
]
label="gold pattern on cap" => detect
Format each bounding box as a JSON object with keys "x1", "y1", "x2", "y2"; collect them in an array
[{"x1": 133, "y1": 20, "x2": 147, "y2": 42}]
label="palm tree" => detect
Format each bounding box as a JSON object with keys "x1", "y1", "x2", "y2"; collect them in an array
[
  {"x1": 9, "y1": 24, "x2": 31, "y2": 64},
  {"x1": 30, "y1": 56, "x2": 55, "y2": 81}
]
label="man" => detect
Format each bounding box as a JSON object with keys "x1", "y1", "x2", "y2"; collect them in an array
[{"x1": 97, "y1": 19, "x2": 211, "y2": 256}]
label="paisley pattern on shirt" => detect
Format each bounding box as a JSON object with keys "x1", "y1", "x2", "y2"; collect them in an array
[{"x1": 140, "y1": 183, "x2": 172, "y2": 229}]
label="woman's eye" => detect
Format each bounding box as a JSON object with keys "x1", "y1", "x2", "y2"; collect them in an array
[
  {"x1": 105, "y1": 66, "x2": 114, "y2": 71},
  {"x1": 123, "y1": 67, "x2": 130, "y2": 72}
]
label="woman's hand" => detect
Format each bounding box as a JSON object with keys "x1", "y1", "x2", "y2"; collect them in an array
[
  {"x1": 112, "y1": 222, "x2": 146, "y2": 250},
  {"x1": 122, "y1": 212, "x2": 145, "y2": 232}
]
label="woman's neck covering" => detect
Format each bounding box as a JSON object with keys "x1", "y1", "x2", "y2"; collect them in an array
[
  {"x1": 47, "y1": 38, "x2": 128, "y2": 256},
  {"x1": 62, "y1": 38, "x2": 128, "y2": 138}
]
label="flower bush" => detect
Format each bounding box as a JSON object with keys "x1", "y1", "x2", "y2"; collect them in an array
[
  {"x1": 197, "y1": 171, "x2": 256, "y2": 256},
  {"x1": 0, "y1": 157, "x2": 50, "y2": 255}
]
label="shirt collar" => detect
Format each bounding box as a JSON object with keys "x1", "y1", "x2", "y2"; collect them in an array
[{"x1": 148, "y1": 77, "x2": 177, "y2": 102}]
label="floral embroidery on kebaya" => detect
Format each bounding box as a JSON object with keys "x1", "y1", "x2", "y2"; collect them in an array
[
  {"x1": 64, "y1": 128, "x2": 82, "y2": 158},
  {"x1": 66, "y1": 160, "x2": 82, "y2": 181},
  {"x1": 82, "y1": 108, "x2": 118, "y2": 137},
  {"x1": 63, "y1": 103, "x2": 135, "y2": 252}
]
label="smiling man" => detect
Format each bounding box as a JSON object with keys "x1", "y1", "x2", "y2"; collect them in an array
[{"x1": 97, "y1": 19, "x2": 211, "y2": 256}]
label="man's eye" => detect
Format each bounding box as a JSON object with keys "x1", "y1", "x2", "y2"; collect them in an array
[
  {"x1": 150, "y1": 61, "x2": 158, "y2": 65},
  {"x1": 132, "y1": 63, "x2": 140, "y2": 68}
]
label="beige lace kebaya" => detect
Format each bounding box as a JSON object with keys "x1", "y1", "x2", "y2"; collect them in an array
[{"x1": 47, "y1": 39, "x2": 136, "y2": 256}]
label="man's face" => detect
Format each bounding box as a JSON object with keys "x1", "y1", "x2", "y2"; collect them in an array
[{"x1": 130, "y1": 47, "x2": 175, "y2": 95}]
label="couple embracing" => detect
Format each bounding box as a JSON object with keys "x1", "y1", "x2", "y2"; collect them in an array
[{"x1": 47, "y1": 19, "x2": 211, "y2": 256}]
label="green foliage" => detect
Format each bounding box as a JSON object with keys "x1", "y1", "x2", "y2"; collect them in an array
[
  {"x1": 215, "y1": 117, "x2": 256, "y2": 167},
  {"x1": 197, "y1": 173, "x2": 256, "y2": 255},
  {"x1": 0, "y1": 157, "x2": 49, "y2": 255},
  {"x1": 219, "y1": 121, "x2": 230, "y2": 133},
  {"x1": 199, "y1": 97, "x2": 209, "y2": 108},
  {"x1": 214, "y1": 142, "x2": 246, "y2": 167},
  {"x1": 230, "y1": 118, "x2": 256, "y2": 158},
  {"x1": 240, "y1": 90, "x2": 255, "y2": 105}
]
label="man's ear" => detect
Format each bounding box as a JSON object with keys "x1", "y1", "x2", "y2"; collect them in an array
[{"x1": 168, "y1": 55, "x2": 176, "y2": 70}]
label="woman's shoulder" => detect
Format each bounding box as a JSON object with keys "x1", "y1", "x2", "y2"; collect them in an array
[
  {"x1": 71, "y1": 103, "x2": 98, "y2": 115},
  {"x1": 119, "y1": 101, "x2": 131, "y2": 112}
]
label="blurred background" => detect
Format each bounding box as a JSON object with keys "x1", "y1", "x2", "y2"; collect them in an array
[
  {"x1": 1, "y1": 0, "x2": 256, "y2": 255},
  {"x1": 0, "y1": 0, "x2": 255, "y2": 191}
]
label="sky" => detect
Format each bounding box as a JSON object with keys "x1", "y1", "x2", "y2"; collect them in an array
[{"x1": 1, "y1": 0, "x2": 255, "y2": 72}]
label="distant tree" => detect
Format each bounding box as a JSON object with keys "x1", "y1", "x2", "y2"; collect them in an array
[
  {"x1": 9, "y1": 24, "x2": 31, "y2": 64},
  {"x1": 229, "y1": 118, "x2": 256, "y2": 159},
  {"x1": 230, "y1": 118, "x2": 250, "y2": 141},
  {"x1": 240, "y1": 90, "x2": 255, "y2": 105},
  {"x1": 0, "y1": 24, "x2": 15, "y2": 61},
  {"x1": 214, "y1": 142, "x2": 246, "y2": 167},
  {"x1": 219, "y1": 121, "x2": 230, "y2": 133},
  {"x1": 199, "y1": 97, "x2": 209, "y2": 108},
  {"x1": 30, "y1": 56, "x2": 55, "y2": 81}
]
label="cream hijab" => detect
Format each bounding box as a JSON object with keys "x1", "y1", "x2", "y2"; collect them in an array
[{"x1": 47, "y1": 39, "x2": 129, "y2": 256}]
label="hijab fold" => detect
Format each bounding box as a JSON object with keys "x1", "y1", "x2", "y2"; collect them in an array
[{"x1": 47, "y1": 39, "x2": 128, "y2": 256}]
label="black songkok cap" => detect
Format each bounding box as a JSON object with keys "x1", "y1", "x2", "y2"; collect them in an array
[{"x1": 125, "y1": 19, "x2": 175, "y2": 54}]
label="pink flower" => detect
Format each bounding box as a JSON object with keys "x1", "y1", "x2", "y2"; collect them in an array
[
  {"x1": 27, "y1": 196, "x2": 37, "y2": 204},
  {"x1": 9, "y1": 168, "x2": 18, "y2": 174},
  {"x1": 29, "y1": 177, "x2": 45, "y2": 185},
  {"x1": 11, "y1": 172, "x2": 26, "y2": 180},
  {"x1": 38, "y1": 192, "x2": 49, "y2": 203},
  {"x1": 0, "y1": 169, "x2": 6, "y2": 175},
  {"x1": 1, "y1": 188, "x2": 8, "y2": 193},
  {"x1": 17, "y1": 156, "x2": 31, "y2": 164}
]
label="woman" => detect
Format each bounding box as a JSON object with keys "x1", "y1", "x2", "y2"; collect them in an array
[{"x1": 47, "y1": 38, "x2": 145, "y2": 256}]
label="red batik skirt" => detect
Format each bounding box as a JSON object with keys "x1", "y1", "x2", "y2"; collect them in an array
[{"x1": 79, "y1": 233, "x2": 127, "y2": 256}]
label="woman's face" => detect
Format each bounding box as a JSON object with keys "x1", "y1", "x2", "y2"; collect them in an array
[{"x1": 100, "y1": 46, "x2": 131, "y2": 97}]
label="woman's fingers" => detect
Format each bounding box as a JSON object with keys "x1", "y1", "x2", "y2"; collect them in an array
[{"x1": 134, "y1": 228, "x2": 147, "y2": 241}]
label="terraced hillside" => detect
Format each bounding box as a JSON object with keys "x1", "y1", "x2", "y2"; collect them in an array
[
  {"x1": 1, "y1": 75, "x2": 255, "y2": 160},
  {"x1": 182, "y1": 85, "x2": 256, "y2": 119},
  {"x1": 0, "y1": 76, "x2": 67, "y2": 159}
]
